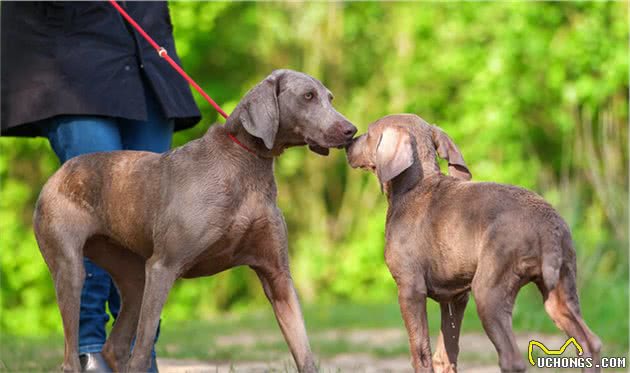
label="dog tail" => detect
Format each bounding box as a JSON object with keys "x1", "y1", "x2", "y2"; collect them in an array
[{"x1": 540, "y1": 225, "x2": 567, "y2": 291}]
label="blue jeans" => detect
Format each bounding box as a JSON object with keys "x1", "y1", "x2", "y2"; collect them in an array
[{"x1": 43, "y1": 86, "x2": 173, "y2": 356}]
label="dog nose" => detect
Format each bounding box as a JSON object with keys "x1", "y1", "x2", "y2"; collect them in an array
[
  {"x1": 343, "y1": 125, "x2": 357, "y2": 138},
  {"x1": 331, "y1": 120, "x2": 358, "y2": 144},
  {"x1": 340, "y1": 122, "x2": 357, "y2": 140}
]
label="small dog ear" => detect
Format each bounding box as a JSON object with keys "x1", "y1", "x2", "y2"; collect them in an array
[
  {"x1": 238, "y1": 73, "x2": 281, "y2": 150},
  {"x1": 431, "y1": 125, "x2": 471, "y2": 180},
  {"x1": 375, "y1": 127, "x2": 414, "y2": 183}
]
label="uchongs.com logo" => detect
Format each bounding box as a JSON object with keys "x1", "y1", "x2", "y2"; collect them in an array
[{"x1": 528, "y1": 337, "x2": 626, "y2": 370}]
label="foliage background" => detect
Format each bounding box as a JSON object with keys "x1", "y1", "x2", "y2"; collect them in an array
[{"x1": 1, "y1": 1, "x2": 628, "y2": 350}]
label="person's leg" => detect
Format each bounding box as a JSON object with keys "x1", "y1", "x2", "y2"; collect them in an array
[
  {"x1": 44, "y1": 116, "x2": 123, "y2": 357},
  {"x1": 119, "y1": 83, "x2": 173, "y2": 365}
]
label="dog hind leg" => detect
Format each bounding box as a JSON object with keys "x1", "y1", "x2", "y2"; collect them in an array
[
  {"x1": 538, "y1": 264, "x2": 602, "y2": 373},
  {"x1": 34, "y1": 204, "x2": 93, "y2": 372},
  {"x1": 84, "y1": 238, "x2": 146, "y2": 372}
]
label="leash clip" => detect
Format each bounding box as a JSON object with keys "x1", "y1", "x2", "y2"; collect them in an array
[{"x1": 158, "y1": 47, "x2": 168, "y2": 58}]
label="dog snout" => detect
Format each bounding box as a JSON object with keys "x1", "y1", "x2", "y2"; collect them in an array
[
  {"x1": 345, "y1": 134, "x2": 365, "y2": 168},
  {"x1": 345, "y1": 134, "x2": 360, "y2": 150},
  {"x1": 334, "y1": 120, "x2": 358, "y2": 142}
]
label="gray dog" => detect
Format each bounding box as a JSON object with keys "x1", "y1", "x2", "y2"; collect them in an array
[
  {"x1": 33, "y1": 69, "x2": 356, "y2": 372},
  {"x1": 346, "y1": 114, "x2": 601, "y2": 373}
]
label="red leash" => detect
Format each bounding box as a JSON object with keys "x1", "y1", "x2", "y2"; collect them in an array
[{"x1": 109, "y1": 1, "x2": 256, "y2": 155}]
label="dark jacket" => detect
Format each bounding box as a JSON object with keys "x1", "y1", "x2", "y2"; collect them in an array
[{"x1": 1, "y1": 1, "x2": 201, "y2": 137}]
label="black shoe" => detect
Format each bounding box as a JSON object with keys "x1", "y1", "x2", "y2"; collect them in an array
[
  {"x1": 148, "y1": 356, "x2": 159, "y2": 373},
  {"x1": 79, "y1": 352, "x2": 113, "y2": 373}
]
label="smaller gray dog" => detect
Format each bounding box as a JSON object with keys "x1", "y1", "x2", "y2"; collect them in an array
[{"x1": 346, "y1": 114, "x2": 601, "y2": 373}]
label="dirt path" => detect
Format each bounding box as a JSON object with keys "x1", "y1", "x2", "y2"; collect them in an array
[{"x1": 157, "y1": 331, "x2": 576, "y2": 372}]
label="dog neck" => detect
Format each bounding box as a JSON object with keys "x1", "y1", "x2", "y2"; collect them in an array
[
  {"x1": 221, "y1": 115, "x2": 277, "y2": 159},
  {"x1": 384, "y1": 161, "x2": 422, "y2": 200},
  {"x1": 196, "y1": 125, "x2": 275, "y2": 180},
  {"x1": 385, "y1": 148, "x2": 453, "y2": 201}
]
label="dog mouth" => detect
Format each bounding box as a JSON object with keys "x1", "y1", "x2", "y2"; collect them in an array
[
  {"x1": 352, "y1": 162, "x2": 375, "y2": 172},
  {"x1": 306, "y1": 137, "x2": 350, "y2": 156},
  {"x1": 307, "y1": 143, "x2": 330, "y2": 156},
  {"x1": 346, "y1": 155, "x2": 373, "y2": 171}
]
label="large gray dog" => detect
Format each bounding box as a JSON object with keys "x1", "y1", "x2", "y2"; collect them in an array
[
  {"x1": 346, "y1": 114, "x2": 601, "y2": 373},
  {"x1": 34, "y1": 69, "x2": 356, "y2": 372}
]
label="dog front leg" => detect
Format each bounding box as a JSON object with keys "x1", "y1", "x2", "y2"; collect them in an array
[
  {"x1": 397, "y1": 281, "x2": 433, "y2": 373},
  {"x1": 433, "y1": 293, "x2": 469, "y2": 373},
  {"x1": 254, "y1": 266, "x2": 316, "y2": 373},
  {"x1": 125, "y1": 257, "x2": 177, "y2": 372}
]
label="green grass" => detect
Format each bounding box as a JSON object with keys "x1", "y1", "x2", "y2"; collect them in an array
[
  {"x1": 1, "y1": 299, "x2": 627, "y2": 371},
  {"x1": 0, "y1": 334, "x2": 64, "y2": 372}
]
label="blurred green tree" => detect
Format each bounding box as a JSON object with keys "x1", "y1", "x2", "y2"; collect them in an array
[{"x1": 0, "y1": 1, "x2": 627, "y2": 345}]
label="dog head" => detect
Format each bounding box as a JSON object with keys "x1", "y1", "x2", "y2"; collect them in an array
[
  {"x1": 346, "y1": 114, "x2": 471, "y2": 188},
  {"x1": 235, "y1": 69, "x2": 357, "y2": 156}
]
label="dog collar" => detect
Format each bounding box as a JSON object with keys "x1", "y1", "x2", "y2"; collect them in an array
[{"x1": 227, "y1": 133, "x2": 257, "y2": 156}]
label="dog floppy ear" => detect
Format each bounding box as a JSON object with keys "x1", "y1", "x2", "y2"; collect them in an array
[
  {"x1": 431, "y1": 125, "x2": 471, "y2": 180},
  {"x1": 238, "y1": 72, "x2": 281, "y2": 150},
  {"x1": 375, "y1": 127, "x2": 414, "y2": 183}
]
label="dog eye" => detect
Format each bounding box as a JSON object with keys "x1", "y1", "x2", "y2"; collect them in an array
[{"x1": 304, "y1": 92, "x2": 314, "y2": 100}]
